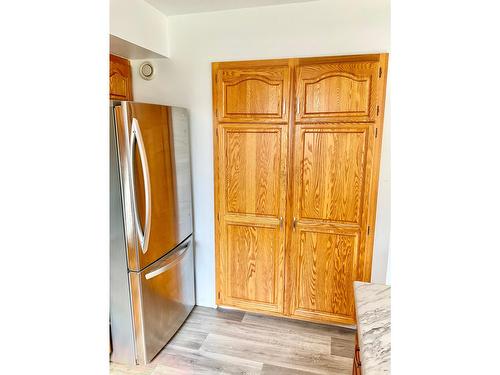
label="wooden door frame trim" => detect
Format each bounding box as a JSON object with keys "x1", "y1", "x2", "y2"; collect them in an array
[{"x1": 364, "y1": 53, "x2": 389, "y2": 281}]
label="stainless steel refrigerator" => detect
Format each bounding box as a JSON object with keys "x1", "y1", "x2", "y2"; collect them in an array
[{"x1": 110, "y1": 101, "x2": 195, "y2": 364}]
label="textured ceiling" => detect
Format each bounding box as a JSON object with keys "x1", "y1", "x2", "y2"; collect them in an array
[{"x1": 144, "y1": 0, "x2": 318, "y2": 16}]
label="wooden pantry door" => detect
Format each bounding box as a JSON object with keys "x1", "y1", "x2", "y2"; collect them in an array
[
  {"x1": 216, "y1": 125, "x2": 288, "y2": 313},
  {"x1": 287, "y1": 124, "x2": 375, "y2": 324}
]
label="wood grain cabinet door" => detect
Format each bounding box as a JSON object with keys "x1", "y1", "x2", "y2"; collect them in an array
[
  {"x1": 295, "y1": 56, "x2": 380, "y2": 123},
  {"x1": 110, "y1": 54, "x2": 133, "y2": 101},
  {"x1": 287, "y1": 124, "x2": 375, "y2": 324},
  {"x1": 216, "y1": 125, "x2": 288, "y2": 314},
  {"x1": 214, "y1": 62, "x2": 290, "y2": 123}
]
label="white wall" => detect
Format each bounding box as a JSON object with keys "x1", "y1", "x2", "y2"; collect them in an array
[
  {"x1": 130, "y1": 0, "x2": 391, "y2": 306},
  {"x1": 110, "y1": 0, "x2": 169, "y2": 57}
]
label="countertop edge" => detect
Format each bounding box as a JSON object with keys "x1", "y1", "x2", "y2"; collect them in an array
[{"x1": 353, "y1": 281, "x2": 391, "y2": 375}]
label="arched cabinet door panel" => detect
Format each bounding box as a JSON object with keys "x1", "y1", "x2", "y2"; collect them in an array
[
  {"x1": 295, "y1": 56, "x2": 380, "y2": 123},
  {"x1": 110, "y1": 54, "x2": 133, "y2": 101},
  {"x1": 214, "y1": 61, "x2": 291, "y2": 123}
]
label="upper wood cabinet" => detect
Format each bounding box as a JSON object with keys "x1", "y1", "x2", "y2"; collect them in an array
[
  {"x1": 110, "y1": 54, "x2": 133, "y2": 101},
  {"x1": 295, "y1": 55, "x2": 381, "y2": 122},
  {"x1": 213, "y1": 61, "x2": 290, "y2": 123}
]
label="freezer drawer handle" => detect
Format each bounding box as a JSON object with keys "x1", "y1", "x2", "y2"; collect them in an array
[
  {"x1": 145, "y1": 241, "x2": 191, "y2": 280},
  {"x1": 129, "y1": 118, "x2": 152, "y2": 254}
]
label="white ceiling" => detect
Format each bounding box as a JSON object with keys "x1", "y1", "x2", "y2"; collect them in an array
[{"x1": 144, "y1": 0, "x2": 318, "y2": 16}]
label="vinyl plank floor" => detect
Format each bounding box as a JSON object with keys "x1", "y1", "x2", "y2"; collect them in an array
[
  {"x1": 168, "y1": 326, "x2": 209, "y2": 351},
  {"x1": 200, "y1": 333, "x2": 351, "y2": 375},
  {"x1": 242, "y1": 313, "x2": 355, "y2": 340},
  {"x1": 330, "y1": 336, "x2": 356, "y2": 358},
  {"x1": 110, "y1": 306, "x2": 356, "y2": 375},
  {"x1": 154, "y1": 346, "x2": 263, "y2": 375},
  {"x1": 109, "y1": 362, "x2": 155, "y2": 375},
  {"x1": 260, "y1": 364, "x2": 318, "y2": 375}
]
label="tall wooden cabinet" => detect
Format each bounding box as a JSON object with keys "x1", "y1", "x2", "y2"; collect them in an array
[
  {"x1": 213, "y1": 60, "x2": 290, "y2": 314},
  {"x1": 213, "y1": 54, "x2": 388, "y2": 325}
]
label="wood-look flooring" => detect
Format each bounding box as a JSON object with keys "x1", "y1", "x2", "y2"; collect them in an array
[{"x1": 110, "y1": 306, "x2": 356, "y2": 375}]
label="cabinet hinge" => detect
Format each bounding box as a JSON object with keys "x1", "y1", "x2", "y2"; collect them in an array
[
  {"x1": 379, "y1": 67, "x2": 382, "y2": 78},
  {"x1": 377, "y1": 105, "x2": 380, "y2": 116},
  {"x1": 368, "y1": 226, "x2": 371, "y2": 235},
  {"x1": 375, "y1": 128, "x2": 378, "y2": 138},
  {"x1": 218, "y1": 291, "x2": 221, "y2": 299},
  {"x1": 216, "y1": 128, "x2": 218, "y2": 137}
]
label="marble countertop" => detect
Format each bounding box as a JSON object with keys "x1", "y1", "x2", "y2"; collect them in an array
[{"x1": 354, "y1": 281, "x2": 391, "y2": 375}]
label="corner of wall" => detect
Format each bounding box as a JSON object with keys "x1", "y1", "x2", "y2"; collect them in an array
[{"x1": 110, "y1": 0, "x2": 169, "y2": 58}]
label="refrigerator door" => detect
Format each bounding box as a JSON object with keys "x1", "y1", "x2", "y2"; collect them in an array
[
  {"x1": 114, "y1": 102, "x2": 193, "y2": 271},
  {"x1": 110, "y1": 105, "x2": 136, "y2": 365},
  {"x1": 129, "y1": 236, "x2": 195, "y2": 364}
]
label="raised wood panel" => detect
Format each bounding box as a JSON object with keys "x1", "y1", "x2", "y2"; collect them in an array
[
  {"x1": 225, "y1": 129, "x2": 281, "y2": 216},
  {"x1": 305, "y1": 74, "x2": 369, "y2": 116},
  {"x1": 227, "y1": 223, "x2": 279, "y2": 304},
  {"x1": 110, "y1": 54, "x2": 133, "y2": 101},
  {"x1": 295, "y1": 228, "x2": 358, "y2": 319},
  {"x1": 220, "y1": 217, "x2": 285, "y2": 313},
  {"x1": 296, "y1": 59, "x2": 379, "y2": 122},
  {"x1": 226, "y1": 79, "x2": 281, "y2": 115},
  {"x1": 215, "y1": 63, "x2": 290, "y2": 123},
  {"x1": 300, "y1": 129, "x2": 367, "y2": 224}
]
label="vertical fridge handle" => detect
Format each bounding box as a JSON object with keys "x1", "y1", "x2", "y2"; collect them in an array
[{"x1": 129, "y1": 118, "x2": 152, "y2": 254}]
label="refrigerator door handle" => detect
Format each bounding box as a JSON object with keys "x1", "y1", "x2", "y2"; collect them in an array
[
  {"x1": 129, "y1": 118, "x2": 152, "y2": 254},
  {"x1": 144, "y1": 241, "x2": 191, "y2": 280}
]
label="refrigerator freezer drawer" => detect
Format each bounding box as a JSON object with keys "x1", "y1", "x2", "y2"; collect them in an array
[{"x1": 129, "y1": 236, "x2": 195, "y2": 364}]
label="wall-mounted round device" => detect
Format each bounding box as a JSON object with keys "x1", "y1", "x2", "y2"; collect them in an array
[{"x1": 139, "y1": 62, "x2": 155, "y2": 80}]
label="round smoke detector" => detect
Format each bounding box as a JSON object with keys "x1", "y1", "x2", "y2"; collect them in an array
[{"x1": 139, "y1": 62, "x2": 155, "y2": 80}]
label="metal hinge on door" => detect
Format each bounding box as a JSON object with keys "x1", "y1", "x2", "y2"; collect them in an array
[
  {"x1": 368, "y1": 226, "x2": 371, "y2": 235},
  {"x1": 375, "y1": 128, "x2": 378, "y2": 138},
  {"x1": 377, "y1": 105, "x2": 380, "y2": 116},
  {"x1": 379, "y1": 67, "x2": 382, "y2": 78}
]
